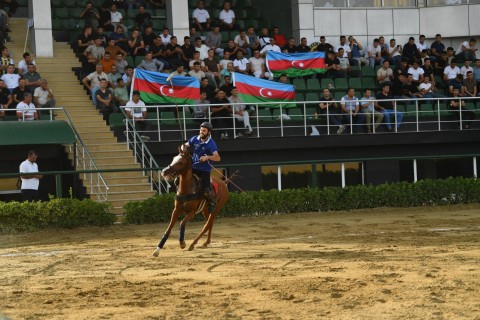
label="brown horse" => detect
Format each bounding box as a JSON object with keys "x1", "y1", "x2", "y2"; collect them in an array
[{"x1": 153, "y1": 146, "x2": 229, "y2": 256}]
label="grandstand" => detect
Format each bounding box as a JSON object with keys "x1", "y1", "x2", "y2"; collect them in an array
[{"x1": 1, "y1": 0, "x2": 480, "y2": 213}]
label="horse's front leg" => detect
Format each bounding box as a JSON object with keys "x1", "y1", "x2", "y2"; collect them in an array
[
  {"x1": 179, "y1": 210, "x2": 197, "y2": 249},
  {"x1": 153, "y1": 205, "x2": 182, "y2": 256},
  {"x1": 189, "y1": 213, "x2": 216, "y2": 251}
]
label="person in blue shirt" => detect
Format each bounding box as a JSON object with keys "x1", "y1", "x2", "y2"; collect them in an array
[{"x1": 182, "y1": 122, "x2": 221, "y2": 213}]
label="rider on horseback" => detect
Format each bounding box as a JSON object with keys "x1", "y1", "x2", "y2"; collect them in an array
[{"x1": 182, "y1": 122, "x2": 220, "y2": 213}]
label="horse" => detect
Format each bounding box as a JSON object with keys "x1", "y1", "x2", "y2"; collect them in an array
[{"x1": 153, "y1": 145, "x2": 230, "y2": 256}]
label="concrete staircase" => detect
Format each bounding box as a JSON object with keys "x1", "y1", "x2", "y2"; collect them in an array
[{"x1": 7, "y1": 18, "x2": 155, "y2": 214}]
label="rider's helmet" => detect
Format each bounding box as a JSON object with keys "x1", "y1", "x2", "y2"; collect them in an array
[{"x1": 200, "y1": 122, "x2": 213, "y2": 132}]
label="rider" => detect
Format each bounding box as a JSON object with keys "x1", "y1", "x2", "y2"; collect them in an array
[{"x1": 182, "y1": 122, "x2": 221, "y2": 213}]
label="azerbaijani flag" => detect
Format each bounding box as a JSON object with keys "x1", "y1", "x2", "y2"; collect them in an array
[
  {"x1": 266, "y1": 51, "x2": 326, "y2": 77},
  {"x1": 132, "y1": 69, "x2": 200, "y2": 104},
  {"x1": 232, "y1": 72, "x2": 296, "y2": 108}
]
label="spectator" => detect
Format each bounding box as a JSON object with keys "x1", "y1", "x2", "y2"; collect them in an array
[
  {"x1": 448, "y1": 73, "x2": 465, "y2": 97},
  {"x1": 388, "y1": 38, "x2": 402, "y2": 66},
  {"x1": 282, "y1": 38, "x2": 297, "y2": 54},
  {"x1": 192, "y1": 89, "x2": 209, "y2": 120},
  {"x1": 296, "y1": 37, "x2": 310, "y2": 52},
  {"x1": 122, "y1": 65, "x2": 134, "y2": 91},
  {"x1": 159, "y1": 27, "x2": 171, "y2": 44},
  {"x1": 188, "y1": 61, "x2": 206, "y2": 81},
  {"x1": 16, "y1": 92, "x2": 37, "y2": 121},
  {"x1": 107, "y1": 64, "x2": 122, "y2": 89},
  {"x1": 210, "y1": 89, "x2": 232, "y2": 138},
  {"x1": 449, "y1": 88, "x2": 474, "y2": 129},
  {"x1": 348, "y1": 36, "x2": 368, "y2": 66},
  {"x1": 115, "y1": 52, "x2": 128, "y2": 74},
  {"x1": 181, "y1": 36, "x2": 196, "y2": 68},
  {"x1": 110, "y1": 4, "x2": 127, "y2": 33},
  {"x1": 340, "y1": 88, "x2": 365, "y2": 134},
  {"x1": 434, "y1": 53, "x2": 449, "y2": 77},
  {"x1": 455, "y1": 38, "x2": 477, "y2": 62},
  {"x1": 422, "y1": 58, "x2": 435, "y2": 83},
  {"x1": 473, "y1": 59, "x2": 480, "y2": 82},
  {"x1": 33, "y1": 79, "x2": 56, "y2": 114},
  {"x1": 402, "y1": 36, "x2": 420, "y2": 63},
  {"x1": 201, "y1": 76, "x2": 217, "y2": 99},
  {"x1": 12, "y1": 77, "x2": 28, "y2": 107},
  {"x1": 407, "y1": 60, "x2": 424, "y2": 86},
  {"x1": 137, "y1": 51, "x2": 164, "y2": 71},
  {"x1": 165, "y1": 36, "x2": 183, "y2": 70},
  {"x1": 19, "y1": 150, "x2": 43, "y2": 202},
  {"x1": 443, "y1": 59, "x2": 461, "y2": 83},
  {"x1": 219, "y1": 51, "x2": 231, "y2": 71},
  {"x1": 376, "y1": 83, "x2": 403, "y2": 132},
  {"x1": 80, "y1": 0, "x2": 99, "y2": 30},
  {"x1": 134, "y1": 5, "x2": 151, "y2": 32},
  {"x1": 249, "y1": 49, "x2": 270, "y2": 79},
  {"x1": 325, "y1": 51, "x2": 343, "y2": 78},
  {"x1": 194, "y1": 36, "x2": 210, "y2": 60},
  {"x1": 316, "y1": 36, "x2": 334, "y2": 54},
  {"x1": 378, "y1": 36, "x2": 389, "y2": 61},
  {"x1": 317, "y1": 88, "x2": 344, "y2": 134},
  {"x1": 172, "y1": 64, "x2": 187, "y2": 77},
  {"x1": 272, "y1": 26, "x2": 287, "y2": 47},
  {"x1": 205, "y1": 26, "x2": 223, "y2": 57},
  {"x1": 151, "y1": 36, "x2": 169, "y2": 69},
  {"x1": 418, "y1": 75, "x2": 445, "y2": 105},
  {"x1": 337, "y1": 48, "x2": 351, "y2": 75},
  {"x1": 0, "y1": 47, "x2": 13, "y2": 75},
  {"x1": 234, "y1": 29, "x2": 251, "y2": 57},
  {"x1": 334, "y1": 35, "x2": 351, "y2": 60},
  {"x1": 218, "y1": 1, "x2": 238, "y2": 31},
  {"x1": 257, "y1": 27, "x2": 271, "y2": 49},
  {"x1": 416, "y1": 34, "x2": 428, "y2": 55},
  {"x1": 96, "y1": 78, "x2": 114, "y2": 123},
  {"x1": 99, "y1": 52, "x2": 115, "y2": 74},
  {"x1": 17, "y1": 52, "x2": 35, "y2": 76},
  {"x1": 189, "y1": 51, "x2": 205, "y2": 69},
  {"x1": 430, "y1": 34, "x2": 445, "y2": 61},
  {"x1": 94, "y1": 26, "x2": 108, "y2": 47},
  {"x1": 360, "y1": 89, "x2": 384, "y2": 133},
  {"x1": 84, "y1": 37, "x2": 105, "y2": 72},
  {"x1": 23, "y1": 63, "x2": 41, "y2": 93},
  {"x1": 142, "y1": 25, "x2": 156, "y2": 52},
  {"x1": 98, "y1": 4, "x2": 113, "y2": 32},
  {"x1": 0, "y1": 79, "x2": 11, "y2": 110},
  {"x1": 203, "y1": 48, "x2": 221, "y2": 87},
  {"x1": 233, "y1": 51, "x2": 250, "y2": 75},
  {"x1": 460, "y1": 58, "x2": 473, "y2": 78},
  {"x1": 110, "y1": 25, "x2": 129, "y2": 53},
  {"x1": 1, "y1": 64, "x2": 20, "y2": 93},
  {"x1": 192, "y1": 0, "x2": 211, "y2": 31},
  {"x1": 246, "y1": 26, "x2": 260, "y2": 53},
  {"x1": 260, "y1": 37, "x2": 281, "y2": 57},
  {"x1": 105, "y1": 38, "x2": 128, "y2": 58},
  {"x1": 125, "y1": 90, "x2": 151, "y2": 136},
  {"x1": 365, "y1": 38, "x2": 382, "y2": 68},
  {"x1": 229, "y1": 86, "x2": 253, "y2": 136},
  {"x1": 223, "y1": 38, "x2": 244, "y2": 60},
  {"x1": 113, "y1": 78, "x2": 129, "y2": 107},
  {"x1": 82, "y1": 63, "x2": 108, "y2": 106},
  {"x1": 446, "y1": 47, "x2": 455, "y2": 64},
  {"x1": 377, "y1": 60, "x2": 393, "y2": 86},
  {"x1": 128, "y1": 29, "x2": 145, "y2": 57}
]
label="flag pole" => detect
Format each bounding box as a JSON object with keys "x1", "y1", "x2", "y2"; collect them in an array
[{"x1": 166, "y1": 72, "x2": 186, "y2": 141}]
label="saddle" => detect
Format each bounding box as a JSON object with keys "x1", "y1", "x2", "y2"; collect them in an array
[{"x1": 174, "y1": 175, "x2": 219, "y2": 202}]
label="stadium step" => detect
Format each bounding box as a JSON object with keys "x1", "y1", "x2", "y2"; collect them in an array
[{"x1": 6, "y1": 19, "x2": 156, "y2": 216}]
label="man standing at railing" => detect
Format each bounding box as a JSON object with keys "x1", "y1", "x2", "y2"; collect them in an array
[
  {"x1": 340, "y1": 88, "x2": 365, "y2": 134},
  {"x1": 376, "y1": 83, "x2": 403, "y2": 132},
  {"x1": 125, "y1": 90, "x2": 151, "y2": 141},
  {"x1": 19, "y1": 150, "x2": 43, "y2": 202}
]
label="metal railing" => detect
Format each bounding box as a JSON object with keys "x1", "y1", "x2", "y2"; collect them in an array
[
  {"x1": 9, "y1": 107, "x2": 110, "y2": 202},
  {"x1": 119, "y1": 107, "x2": 170, "y2": 194},
  {"x1": 117, "y1": 96, "x2": 480, "y2": 144}
]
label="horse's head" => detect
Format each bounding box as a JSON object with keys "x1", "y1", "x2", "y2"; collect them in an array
[{"x1": 161, "y1": 145, "x2": 192, "y2": 181}]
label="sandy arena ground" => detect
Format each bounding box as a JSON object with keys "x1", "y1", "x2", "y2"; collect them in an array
[{"x1": 0, "y1": 204, "x2": 479, "y2": 320}]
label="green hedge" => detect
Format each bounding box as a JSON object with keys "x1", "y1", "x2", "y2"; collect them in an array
[
  {"x1": 0, "y1": 198, "x2": 115, "y2": 232},
  {"x1": 123, "y1": 177, "x2": 480, "y2": 224}
]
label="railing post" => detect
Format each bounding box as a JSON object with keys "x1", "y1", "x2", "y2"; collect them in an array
[
  {"x1": 413, "y1": 159, "x2": 417, "y2": 183},
  {"x1": 473, "y1": 157, "x2": 477, "y2": 179},
  {"x1": 341, "y1": 162, "x2": 345, "y2": 188},
  {"x1": 277, "y1": 165, "x2": 282, "y2": 191},
  {"x1": 55, "y1": 174, "x2": 62, "y2": 198}
]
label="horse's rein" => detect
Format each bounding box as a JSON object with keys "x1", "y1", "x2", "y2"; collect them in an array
[{"x1": 206, "y1": 160, "x2": 245, "y2": 193}]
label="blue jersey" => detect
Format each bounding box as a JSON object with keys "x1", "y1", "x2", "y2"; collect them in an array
[{"x1": 188, "y1": 135, "x2": 218, "y2": 172}]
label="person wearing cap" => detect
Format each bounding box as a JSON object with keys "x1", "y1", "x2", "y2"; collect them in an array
[{"x1": 181, "y1": 121, "x2": 220, "y2": 213}]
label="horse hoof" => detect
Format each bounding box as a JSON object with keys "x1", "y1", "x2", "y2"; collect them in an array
[
  {"x1": 180, "y1": 241, "x2": 186, "y2": 249},
  {"x1": 152, "y1": 247, "x2": 161, "y2": 257},
  {"x1": 188, "y1": 244, "x2": 195, "y2": 251}
]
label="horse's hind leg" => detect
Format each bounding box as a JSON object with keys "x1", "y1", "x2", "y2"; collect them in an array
[{"x1": 153, "y1": 207, "x2": 181, "y2": 256}]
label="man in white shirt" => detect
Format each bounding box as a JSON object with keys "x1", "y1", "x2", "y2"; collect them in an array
[
  {"x1": 17, "y1": 52, "x2": 35, "y2": 76},
  {"x1": 234, "y1": 29, "x2": 251, "y2": 57},
  {"x1": 125, "y1": 90, "x2": 150, "y2": 139},
  {"x1": 110, "y1": 4, "x2": 127, "y2": 33},
  {"x1": 248, "y1": 50, "x2": 271, "y2": 79},
  {"x1": 218, "y1": 1, "x2": 238, "y2": 31},
  {"x1": 82, "y1": 63, "x2": 108, "y2": 106},
  {"x1": 192, "y1": 0, "x2": 211, "y2": 31},
  {"x1": 334, "y1": 35, "x2": 351, "y2": 58},
  {"x1": 194, "y1": 37, "x2": 210, "y2": 60},
  {"x1": 19, "y1": 150, "x2": 43, "y2": 202},
  {"x1": 260, "y1": 38, "x2": 281, "y2": 57},
  {"x1": 1, "y1": 64, "x2": 20, "y2": 93},
  {"x1": 416, "y1": 35, "x2": 428, "y2": 55},
  {"x1": 229, "y1": 86, "x2": 252, "y2": 136},
  {"x1": 365, "y1": 38, "x2": 383, "y2": 68},
  {"x1": 33, "y1": 79, "x2": 56, "y2": 115},
  {"x1": 16, "y1": 92, "x2": 38, "y2": 121},
  {"x1": 443, "y1": 59, "x2": 461, "y2": 82},
  {"x1": 233, "y1": 51, "x2": 250, "y2": 75},
  {"x1": 460, "y1": 58, "x2": 473, "y2": 77},
  {"x1": 407, "y1": 61, "x2": 425, "y2": 85},
  {"x1": 456, "y1": 38, "x2": 477, "y2": 62}
]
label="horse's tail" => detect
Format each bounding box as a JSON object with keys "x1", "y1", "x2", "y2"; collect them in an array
[{"x1": 223, "y1": 170, "x2": 239, "y2": 186}]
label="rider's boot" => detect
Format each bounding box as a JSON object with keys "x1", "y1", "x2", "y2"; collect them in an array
[{"x1": 203, "y1": 188, "x2": 216, "y2": 213}]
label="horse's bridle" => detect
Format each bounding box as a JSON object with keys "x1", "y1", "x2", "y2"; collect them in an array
[{"x1": 162, "y1": 153, "x2": 190, "y2": 179}]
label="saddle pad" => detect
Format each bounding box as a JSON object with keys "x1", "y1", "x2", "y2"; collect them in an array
[{"x1": 211, "y1": 180, "x2": 219, "y2": 195}]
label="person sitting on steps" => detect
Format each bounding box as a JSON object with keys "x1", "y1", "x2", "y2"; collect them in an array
[{"x1": 181, "y1": 122, "x2": 220, "y2": 213}]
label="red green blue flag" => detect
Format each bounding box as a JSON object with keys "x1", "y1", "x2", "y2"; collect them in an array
[
  {"x1": 132, "y1": 69, "x2": 200, "y2": 104},
  {"x1": 266, "y1": 51, "x2": 326, "y2": 77},
  {"x1": 232, "y1": 72, "x2": 296, "y2": 108}
]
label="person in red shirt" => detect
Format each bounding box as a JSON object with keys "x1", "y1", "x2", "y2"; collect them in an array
[{"x1": 272, "y1": 26, "x2": 288, "y2": 47}]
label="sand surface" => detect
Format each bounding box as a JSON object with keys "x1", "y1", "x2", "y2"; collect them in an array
[{"x1": 1, "y1": 205, "x2": 479, "y2": 320}]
